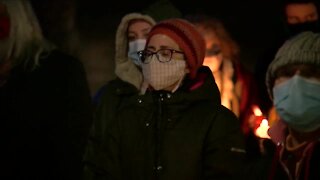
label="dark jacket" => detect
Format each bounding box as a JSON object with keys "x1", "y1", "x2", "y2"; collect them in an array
[
  {"x1": 268, "y1": 139, "x2": 320, "y2": 180},
  {"x1": 246, "y1": 122, "x2": 320, "y2": 180},
  {"x1": 84, "y1": 67, "x2": 246, "y2": 180},
  {"x1": 0, "y1": 50, "x2": 93, "y2": 180}
]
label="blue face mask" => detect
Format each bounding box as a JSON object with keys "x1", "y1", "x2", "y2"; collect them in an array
[
  {"x1": 127, "y1": 39, "x2": 146, "y2": 66},
  {"x1": 273, "y1": 75, "x2": 320, "y2": 133}
]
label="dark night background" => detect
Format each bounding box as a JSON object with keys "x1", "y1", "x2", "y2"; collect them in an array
[{"x1": 29, "y1": 0, "x2": 285, "y2": 95}]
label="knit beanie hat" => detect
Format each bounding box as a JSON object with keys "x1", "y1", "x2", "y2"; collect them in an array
[
  {"x1": 146, "y1": 18, "x2": 206, "y2": 79},
  {"x1": 266, "y1": 31, "x2": 320, "y2": 98}
]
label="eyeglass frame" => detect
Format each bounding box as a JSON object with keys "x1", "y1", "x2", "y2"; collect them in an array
[{"x1": 137, "y1": 49, "x2": 184, "y2": 64}]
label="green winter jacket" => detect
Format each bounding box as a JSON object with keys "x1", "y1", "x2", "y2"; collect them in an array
[{"x1": 84, "y1": 67, "x2": 246, "y2": 180}]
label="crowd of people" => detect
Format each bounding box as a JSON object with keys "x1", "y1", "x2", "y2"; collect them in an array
[{"x1": 1, "y1": 0, "x2": 320, "y2": 179}]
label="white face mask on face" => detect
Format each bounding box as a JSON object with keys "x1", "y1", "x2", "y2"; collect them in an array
[
  {"x1": 128, "y1": 39, "x2": 147, "y2": 66},
  {"x1": 142, "y1": 55, "x2": 187, "y2": 92}
]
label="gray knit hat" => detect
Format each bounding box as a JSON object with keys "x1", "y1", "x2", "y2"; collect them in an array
[{"x1": 266, "y1": 31, "x2": 320, "y2": 98}]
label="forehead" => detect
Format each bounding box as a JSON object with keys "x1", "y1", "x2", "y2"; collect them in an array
[
  {"x1": 285, "y1": 3, "x2": 318, "y2": 17},
  {"x1": 275, "y1": 64, "x2": 320, "y2": 78},
  {"x1": 195, "y1": 26, "x2": 220, "y2": 49},
  {"x1": 128, "y1": 20, "x2": 152, "y2": 32},
  {"x1": 147, "y1": 34, "x2": 179, "y2": 49}
]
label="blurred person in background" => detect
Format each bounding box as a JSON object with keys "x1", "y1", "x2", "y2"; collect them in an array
[
  {"x1": 186, "y1": 15, "x2": 258, "y2": 137},
  {"x1": 0, "y1": 0, "x2": 93, "y2": 179},
  {"x1": 283, "y1": 0, "x2": 319, "y2": 37},
  {"x1": 91, "y1": 12, "x2": 156, "y2": 105}
]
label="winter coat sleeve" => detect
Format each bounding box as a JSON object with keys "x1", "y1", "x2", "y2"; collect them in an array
[
  {"x1": 51, "y1": 56, "x2": 93, "y2": 179},
  {"x1": 65, "y1": 58, "x2": 94, "y2": 178},
  {"x1": 37, "y1": 52, "x2": 93, "y2": 179},
  {"x1": 203, "y1": 105, "x2": 247, "y2": 180},
  {"x1": 83, "y1": 82, "x2": 123, "y2": 180}
]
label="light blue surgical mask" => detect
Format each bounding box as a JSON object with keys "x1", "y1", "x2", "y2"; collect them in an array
[
  {"x1": 273, "y1": 75, "x2": 320, "y2": 133},
  {"x1": 127, "y1": 39, "x2": 146, "y2": 66}
]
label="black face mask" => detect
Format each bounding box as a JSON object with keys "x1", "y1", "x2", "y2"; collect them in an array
[{"x1": 286, "y1": 21, "x2": 320, "y2": 37}]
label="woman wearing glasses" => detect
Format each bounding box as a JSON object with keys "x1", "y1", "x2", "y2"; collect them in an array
[{"x1": 84, "y1": 18, "x2": 246, "y2": 180}]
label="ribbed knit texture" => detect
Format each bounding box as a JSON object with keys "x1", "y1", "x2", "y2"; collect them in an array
[
  {"x1": 147, "y1": 18, "x2": 206, "y2": 79},
  {"x1": 266, "y1": 31, "x2": 320, "y2": 97}
]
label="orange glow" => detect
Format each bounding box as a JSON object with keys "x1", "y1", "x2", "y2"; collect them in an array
[
  {"x1": 251, "y1": 105, "x2": 271, "y2": 139},
  {"x1": 252, "y1": 105, "x2": 263, "y2": 116},
  {"x1": 255, "y1": 119, "x2": 271, "y2": 139}
]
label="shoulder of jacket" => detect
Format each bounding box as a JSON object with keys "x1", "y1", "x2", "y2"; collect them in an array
[
  {"x1": 99, "y1": 78, "x2": 138, "y2": 97},
  {"x1": 39, "y1": 50, "x2": 83, "y2": 70}
]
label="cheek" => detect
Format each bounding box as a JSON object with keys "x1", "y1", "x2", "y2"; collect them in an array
[
  {"x1": 274, "y1": 77, "x2": 290, "y2": 86},
  {"x1": 203, "y1": 56, "x2": 222, "y2": 72}
]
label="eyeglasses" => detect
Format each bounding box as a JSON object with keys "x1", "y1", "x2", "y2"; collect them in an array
[{"x1": 137, "y1": 49, "x2": 184, "y2": 64}]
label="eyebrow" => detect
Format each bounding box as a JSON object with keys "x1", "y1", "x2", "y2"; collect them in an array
[
  {"x1": 128, "y1": 27, "x2": 151, "y2": 34},
  {"x1": 146, "y1": 46, "x2": 156, "y2": 51},
  {"x1": 160, "y1": 46, "x2": 174, "y2": 49},
  {"x1": 147, "y1": 45, "x2": 181, "y2": 51},
  {"x1": 142, "y1": 28, "x2": 151, "y2": 33},
  {"x1": 306, "y1": 12, "x2": 317, "y2": 17},
  {"x1": 128, "y1": 32, "x2": 137, "y2": 37}
]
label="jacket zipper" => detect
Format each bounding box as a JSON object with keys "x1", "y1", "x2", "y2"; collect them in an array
[{"x1": 154, "y1": 93, "x2": 163, "y2": 180}]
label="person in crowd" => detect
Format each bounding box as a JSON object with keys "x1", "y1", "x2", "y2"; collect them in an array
[
  {"x1": 84, "y1": 18, "x2": 246, "y2": 179},
  {"x1": 265, "y1": 31, "x2": 320, "y2": 179},
  {"x1": 186, "y1": 15, "x2": 257, "y2": 134},
  {"x1": 255, "y1": 0, "x2": 319, "y2": 120},
  {"x1": 0, "y1": 0, "x2": 93, "y2": 179},
  {"x1": 83, "y1": 12, "x2": 155, "y2": 178},
  {"x1": 92, "y1": 12, "x2": 156, "y2": 105},
  {"x1": 283, "y1": 0, "x2": 319, "y2": 37}
]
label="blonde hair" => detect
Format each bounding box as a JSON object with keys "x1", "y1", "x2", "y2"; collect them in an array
[
  {"x1": 187, "y1": 15, "x2": 240, "y2": 62},
  {"x1": 187, "y1": 15, "x2": 241, "y2": 116},
  {"x1": 2, "y1": 0, "x2": 55, "y2": 70}
]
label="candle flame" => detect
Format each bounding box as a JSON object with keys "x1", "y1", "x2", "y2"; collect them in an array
[
  {"x1": 255, "y1": 119, "x2": 271, "y2": 139},
  {"x1": 253, "y1": 105, "x2": 263, "y2": 116}
]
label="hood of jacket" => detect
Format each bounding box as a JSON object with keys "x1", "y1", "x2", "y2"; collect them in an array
[
  {"x1": 176, "y1": 66, "x2": 221, "y2": 105},
  {"x1": 115, "y1": 13, "x2": 156, "y2": 89}
]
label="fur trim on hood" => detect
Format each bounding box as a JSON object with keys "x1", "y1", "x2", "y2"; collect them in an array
[{"x1": 115, "y1": 13, "x2": 156, "y2": 89}]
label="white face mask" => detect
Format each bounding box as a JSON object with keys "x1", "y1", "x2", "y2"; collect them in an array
[
  {"x1": 128, "y1": 39, "x2": 147, "y2": 66},
  {"x1": 142, "y1": 55, "x2": 187, "y2": 91}
]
